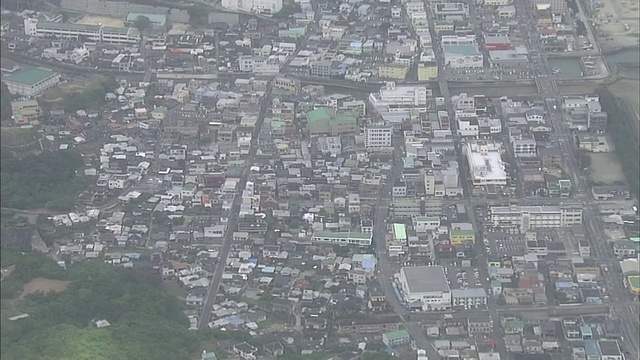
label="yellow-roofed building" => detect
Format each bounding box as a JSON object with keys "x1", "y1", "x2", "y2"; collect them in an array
[
  {"x1": 378, "y1": 64, "x2": 409, "y2": 80},
  {"x1": 418, "y1": 63, "x2": 438, "y2": 81}
]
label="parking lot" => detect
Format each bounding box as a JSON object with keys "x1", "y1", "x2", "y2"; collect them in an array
[
  {"x1": 444, "y1": 265, "x2": 484, "y2": 288},
  {"x1": 485, "y1": 230, "x2": 527, "y2": 256}
]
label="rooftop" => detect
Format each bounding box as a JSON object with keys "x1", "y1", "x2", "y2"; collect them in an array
[
  {"x1": 393, "y1": 224, "x2": 407, "y2": 240},
  {"x1": 312, "y1": 231, "x2": 372, "y2": 240},
  {"x1": 384, "y1": 329, "x2": 410, "y2": 341},
  {"x1": 467, "y1": 148, "x2": 507, "y2": 181},
  {"x1": 443, "y1": 45, "x2": 481, "y2": 56},
  {"x1": 597, "y1": 340, "x2": 621, "y2": 356},
  {"x1": 4, "y1": 67, "x2": 56, "y2": 86},
  {"x1": 451, "y1": 288, "x2": 487, "y2": 298},
  {"x1": 401, "y1": 266, "x2": 450, "y2": 293}
]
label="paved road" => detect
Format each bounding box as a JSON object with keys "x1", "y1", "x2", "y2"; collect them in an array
[
  {"x1": 372, "y1": 136, "x2": 439, "y2": 357},
  {"x1": 514, "y1": 0, "x2": 640, "y2": 357},
  {"x1": 197, "y1": 85, "x2": 272, "y2": 330},
  {"x1": 197, "y1": 3, "x2": 319, "y2": 331}
]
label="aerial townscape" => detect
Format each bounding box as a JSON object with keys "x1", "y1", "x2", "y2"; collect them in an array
[{"x1": 0, "y1": 0, "x2": 638, "y2": 359}]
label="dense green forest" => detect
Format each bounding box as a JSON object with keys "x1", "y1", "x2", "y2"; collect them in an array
[
  {"x1": 1, "y1": 251, "x2": 200, "y2": 360},
  {"x1": 0, "y1": 150, "x2": 89, "y2": 211},
  {"x1": 0, "y1": 82, "x2": 12, "y2": 122}
]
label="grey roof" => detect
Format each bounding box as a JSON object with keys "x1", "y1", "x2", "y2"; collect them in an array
[
  {"x1": 451, "y1": 288, "x2": 487, "y2": 298},
  {"x1": 401, "y1": 266, "x2": 450, "y2": 293}
]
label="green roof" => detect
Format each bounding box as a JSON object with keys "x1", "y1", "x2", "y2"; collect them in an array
[
  {"x1": 443, "y1": 45, "x2": 481, "y2": 56},
  {"x1": 5, "y1": 67, "x2": 56, "y2": 86},
  {"x1": 393, "y1": 224, "x2": 407, "y2": 240},
  {"x1": 629, "y1": 275, "x2": 640, "y2": 289},
  {"x1": 307, "y1": 108, "x2": 332, "y2": 123},
  {"x1": 37, "y1": 21, "x2": 98, "y2": 32},
  {"x1": 384, "y1": 329, "x2": 410, "y2": 341}
]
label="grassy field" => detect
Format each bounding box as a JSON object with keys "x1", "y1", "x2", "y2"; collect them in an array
[
  {"x1": 608, "y1": 79, "x2": 640, "y2": 118},
  {"x1": 589, "y1": 152, "x2": 626, "y2": 184}
]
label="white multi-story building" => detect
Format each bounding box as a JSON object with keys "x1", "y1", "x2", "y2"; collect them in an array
[
  {"x1": 238, "y1": 55, "x2": 281, "y2": 75},
  {"x1": 464, "y1": 141, "x2": 507, "y2": 186},
  {"x1": 484, "y1": 0, "x2": 513, "y2": 5},
  {"x1": 398, "y1": 266, "x2": 451, "y2": 311},
  {"x1": 221, "y1": 0, "x2": 283, "y2": 14},
  {"x1": 405, "y1": 1, "x2": 425, "y2": 13},
  {"x1": 364, "y1": 125, "x2": 393, "y2": 149},
  {"x1": 441, "y1": 34, "x2": 477, "y2": 46},
  {"x1": 451, "y1": 288, "x2": 488, "y2": 308},
  {"x1": 25, "y1": 18, "x2": 139, "y2": 44},
  {"x1": 369, "y1": 82, "x2": 431, "y2": 113},
  {"x1": 489, "y1": 204, "x2": 583, "y2": 230},
  {"x1": 433, "y1": 2, "x2": 469, "y2": 20},
  {"x1": 311, "y1": 231, "x2": 373, "y2": 246}
]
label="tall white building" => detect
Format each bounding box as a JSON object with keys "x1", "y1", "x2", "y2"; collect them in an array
[
  {"x1": 464, "y1": 141, "x2": 507, "y2": 186},
  {"x1": 369, "y1": 82, "x2": 431, "y2": 113},
  {"x1": 364, "y1": 125, "x2": 393, "y2": 149},
  {"x1": 222, "y1": 0, "x2": 283, "y2": 14}
]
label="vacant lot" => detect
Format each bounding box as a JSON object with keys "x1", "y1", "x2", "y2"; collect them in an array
[
  {"x1": 608, "y1": 79, "x2": 640, "y2": 119},
  {"x1": 593, "y1": 0, "x2": 640, "y2": 49},
  {"x1": 20, "y1": 278, "x2": 70, "y2": 299},
  {"x1": 590, "y1": 152, "x2": 626, "y2": 184},
  {"x1": 74, "y1": 15, "x2": 124, "y2": 27}
]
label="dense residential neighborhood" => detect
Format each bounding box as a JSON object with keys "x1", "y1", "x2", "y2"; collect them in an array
[{"x1": 0, "y1": 0, "x2": 638, "y2": 359}]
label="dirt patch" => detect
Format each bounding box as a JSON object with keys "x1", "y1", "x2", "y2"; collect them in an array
[
  {"x1": 20, "y1": 278, "x2": 70, "y2": 299},
  {"x1": 593, "y1": 0, "x2": 640, "y2": 49},
  {"x1": 589, "y1": 152, "x2": 626, "y2": 184},
  {"x1": 74, "y1": 15, "x2": 124, "y2": 27},
  {"x1": 1, "y1": 266, "x2": 16, "y2": 281}
]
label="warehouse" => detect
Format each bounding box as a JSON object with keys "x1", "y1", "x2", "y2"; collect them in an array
[
  {"x1": 398, "y1": 266, "x2": 451, "y2": 311},
  {"x1": 443, "y1": 45, "x2": 483, "y2": 69},
  {"x1": 2, "y1": 67, "x2": 60, "y2": 96},
  {"x1": 488, "y1": 49, "x2": 530, "y2": 68}
]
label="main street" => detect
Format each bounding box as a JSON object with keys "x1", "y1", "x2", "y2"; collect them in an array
[
  {"x1": 197, "y1": 2, "x2": 320, "y2": 331},
  {"x1": 197, "y1": 84, "x2": 272, "y2": 330},
  {"x1": 372, "y1": 135, "x2": 440, "y2": 359},
  {"x1": 514, "y1": 0, "x2": 640, "y2": 357}
]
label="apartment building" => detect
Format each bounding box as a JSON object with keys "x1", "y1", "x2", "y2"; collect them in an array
[
  {"x1": 490, "y1": 204, "x2": 583, "y2": 230},
  {"x1": 221, "y1": 0, "x2": 283, "y2": 14},
  {"x1": 364, "y1": 125, "x2": 393, "y2": 149}
]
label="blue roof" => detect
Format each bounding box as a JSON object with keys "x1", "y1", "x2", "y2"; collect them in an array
[
  {"x1": 581, "y1": 325, "x2": 593, "y2": 335},
  {"x1": 584, "y1": 340, "x2": 600, "y2": 356},
  {"x1": 526, "y1": 108, "x2": 545, "y2": 117}
]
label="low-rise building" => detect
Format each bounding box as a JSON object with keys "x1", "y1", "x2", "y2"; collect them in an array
[
  {"x1": 10, "y1": 99, "x2": 41, "y2": 125},
  {"x1": 311, "y1": 231, "x2": 372, "y2": 246},
  {"x1": 383, "y1": 329, "x2": 411, "y2": 346},
  {"x1": 452, "y1": 288, "x2": 488, "y2": 308}
]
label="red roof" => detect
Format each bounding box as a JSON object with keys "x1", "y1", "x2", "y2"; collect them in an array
[{"x1": 540, "y1": 28, "x2": 557, "y2": 35}]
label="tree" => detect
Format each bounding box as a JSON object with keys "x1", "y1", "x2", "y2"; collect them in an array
[
  {"x1": 133, "y1": 15, "x2": 151, "y2": 33},
  {"x1": 0, "y1": 81, "x2": 13, "y2": 123}
]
